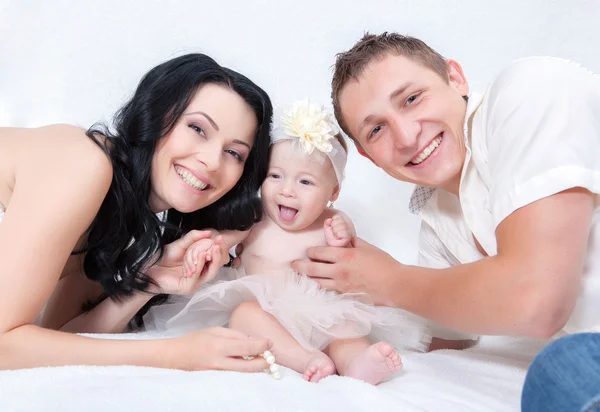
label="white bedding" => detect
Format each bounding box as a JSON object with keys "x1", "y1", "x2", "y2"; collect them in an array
[{"x1": 0, "y1": 332, "x2": 549, "y2": 411}]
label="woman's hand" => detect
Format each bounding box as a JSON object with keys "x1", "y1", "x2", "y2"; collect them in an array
[
  {"x1": 146, "y1": 230, "x2": 220, "y2": 295},
  {"x1": 166, "y1": 327, "x2": 273, "y2": 372}
]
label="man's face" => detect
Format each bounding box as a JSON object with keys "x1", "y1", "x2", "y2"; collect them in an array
[{"x1": 339, "y1": 53, "x2": 470, "y2": 192}]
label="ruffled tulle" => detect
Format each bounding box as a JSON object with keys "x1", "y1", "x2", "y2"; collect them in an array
[{"x1": 144, "y1": 267, "x2": 429, "y2": 352}]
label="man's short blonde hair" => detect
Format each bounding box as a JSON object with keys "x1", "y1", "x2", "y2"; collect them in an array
[{"x1": 331, "y1": 32, "x2": 447, "y2": 140}]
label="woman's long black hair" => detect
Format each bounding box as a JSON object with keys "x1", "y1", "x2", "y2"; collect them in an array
[{"x1": 81, "y1": 53, "x2": 272, "y2": 325}]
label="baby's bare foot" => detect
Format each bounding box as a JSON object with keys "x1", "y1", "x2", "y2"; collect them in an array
[
  {"x1": 302, "y1": 351, "x2": 336, "y2": 383},
  {"x1": 344, "y1": 342, "x2": 402, "y2": 385}
]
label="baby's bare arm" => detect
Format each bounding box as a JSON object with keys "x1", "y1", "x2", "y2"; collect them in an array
[
  {"x1": 210, "y1": 229, "x2": 252, "y2": 250},
  {"x1": 324, "y1": 210, "x2": 356, "y2": 248}
]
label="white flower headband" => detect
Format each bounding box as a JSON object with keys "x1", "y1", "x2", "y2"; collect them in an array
[{"x1": 270, "y1": 99, "x2": 347, "y2": 186}]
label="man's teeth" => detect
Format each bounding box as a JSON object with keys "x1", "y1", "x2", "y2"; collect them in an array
[
  {"x1": 411, "y1": 136, "x2": 442, "y2": 165},
  {"x1": 176, "y1": 167, "x2": 208, "y2": 190}
]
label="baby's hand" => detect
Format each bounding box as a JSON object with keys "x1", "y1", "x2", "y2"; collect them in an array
[
  {"x1": 183, "y1": 238, "x2": 215, "y2": 278},
  {"x1": 324, "y1": 214, "x2": 352, "y2": 247},
  {"x1": 148, "y1": 234, "x2": 224, "y2": 296}
]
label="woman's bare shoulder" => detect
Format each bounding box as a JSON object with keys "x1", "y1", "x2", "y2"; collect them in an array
[
  {"x1": 7, "y1": 124, "x2": 112, "y2": 179},
  {"x1": 1, "y1": 124, "x2": 88, "y2": 138}
]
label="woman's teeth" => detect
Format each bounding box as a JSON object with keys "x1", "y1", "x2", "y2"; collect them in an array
[
  {"x1": 176, "y1": 166, "x2": 208, "y2": 191},
  {"x1": 410, "y1": 136, "x2": 442, "y2": 165}
]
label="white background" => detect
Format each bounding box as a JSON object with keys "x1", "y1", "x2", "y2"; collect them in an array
[{"x1": 1, "y1": 0, "x2": 599, "y2": 263}]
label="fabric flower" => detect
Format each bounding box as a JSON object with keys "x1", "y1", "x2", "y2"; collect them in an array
[{"x1": 280, "y1": 99, "x2": 339, "y2": 155}]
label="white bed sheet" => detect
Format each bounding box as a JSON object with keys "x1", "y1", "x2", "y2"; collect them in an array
[{"x1": 0, "y1": 332, "x2": 549, "y2": 411}]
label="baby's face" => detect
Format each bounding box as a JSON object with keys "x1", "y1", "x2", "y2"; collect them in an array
[{"x1": 261, "y1": 140, "x2": 338, "y2": 231}]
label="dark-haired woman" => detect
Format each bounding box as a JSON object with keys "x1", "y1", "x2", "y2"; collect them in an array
[{"x1": 0, "y1": 53, "x2": 273, "y2": 371}]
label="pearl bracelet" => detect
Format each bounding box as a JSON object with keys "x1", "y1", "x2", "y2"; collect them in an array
[{"x1": 244, "y1": 350, "x2": 280, "y2": 379}]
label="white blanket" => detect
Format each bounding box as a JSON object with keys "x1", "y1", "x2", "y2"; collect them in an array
[{"x1": 0, "y1": 332, "x2": 549, "y2": 411}]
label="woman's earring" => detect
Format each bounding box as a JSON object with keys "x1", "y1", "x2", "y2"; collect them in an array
[{"x1": 328, "y1": 201, "x2": 335, "y2": 208}]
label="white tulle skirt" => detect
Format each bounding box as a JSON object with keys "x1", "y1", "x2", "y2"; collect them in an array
[{"x1": 143, "y1": 267, "x2": 429, "y2": 352}]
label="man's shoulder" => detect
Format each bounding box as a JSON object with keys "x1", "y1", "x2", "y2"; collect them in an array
[
  {"x1": 485, "y1": 56, "x2": 598, "y2": 99},
  {"x1": 502, "y1": 56, "x2": 581, "y2": 74}
]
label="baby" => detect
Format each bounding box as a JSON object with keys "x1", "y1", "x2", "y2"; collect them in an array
[{"x1": 145, "y1": 100, "x2": 424, "y2": 384}]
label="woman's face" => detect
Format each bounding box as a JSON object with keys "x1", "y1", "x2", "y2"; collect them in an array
[{"x1": 150, "y1": 83, "x2": 258, "y2": 213}]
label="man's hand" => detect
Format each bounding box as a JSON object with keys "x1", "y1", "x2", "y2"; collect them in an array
[{"x1": 291, "y1": 236, "x2": 402, "y2": 307}]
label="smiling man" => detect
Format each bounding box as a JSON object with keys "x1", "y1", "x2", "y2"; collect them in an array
[{"x1": 292, "y1": 32, "x2": 600, "y2": 360}]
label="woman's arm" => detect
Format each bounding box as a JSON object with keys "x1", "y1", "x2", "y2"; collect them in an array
[
  {"x1": 0, "y1": 126, "x2": 272, "y2": 370},
  {"x1": 0, "y1": 324, "x2": 166, "y2": 369},
  {"x1": 58, "y1": 292, "x2": 152, "y2": 334},
  {"x1": 48, "y1": 229, "x2": 215, "y2": 334},
  {"x1": 1, "y1": 323, "x2": 273, "y2": 371},
  {"x1": 0, "y1": 124, "x2": 116, "y2": 361},
  {"x1": 38, "y1": 253, "x2": 151, "y2": 334}
]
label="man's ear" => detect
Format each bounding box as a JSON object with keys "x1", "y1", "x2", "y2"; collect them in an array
[{"x1": 446, "y1": 59, "x2": 469, "y2": 96}]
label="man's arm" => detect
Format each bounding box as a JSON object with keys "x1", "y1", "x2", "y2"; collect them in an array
[
  {"x1": 294, "y1": 188, "x2": 593, "y2": 338},
  {"x1": 406, "y1": 188, "x2": 592, "y2": 338}
]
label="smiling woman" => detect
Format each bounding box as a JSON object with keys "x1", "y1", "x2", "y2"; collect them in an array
[
  {"x1": 149, "y1": 83, "x2": 258, "y2": 214},
  {"x1": 0, "y1": 53, "x2": 275, "y2": 372}
]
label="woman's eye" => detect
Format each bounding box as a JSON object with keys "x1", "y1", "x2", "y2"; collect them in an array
[
  {"x1": 226, "y1": 150, "x2": 243, "y2": 162},
  {"x1": 189, "y1": 124, "x2": 206, "y2": 137}
]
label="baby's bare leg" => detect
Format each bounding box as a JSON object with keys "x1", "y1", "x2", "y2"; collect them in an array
[
  {"x1": 229, "y1": 301, "x2": 335, "y2": 382},
  {"x1": 326, "y1": 337, "x2": 403, "y2": 385}
]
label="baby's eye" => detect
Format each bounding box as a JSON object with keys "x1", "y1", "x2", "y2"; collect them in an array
[{"x1": 300, "y1": 179, "x2": 313, "y2": 185}]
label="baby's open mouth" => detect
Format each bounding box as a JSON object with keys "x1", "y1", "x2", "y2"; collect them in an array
[{"x1": 278, "y1": 205, "x2": 298, "y2": 222}]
